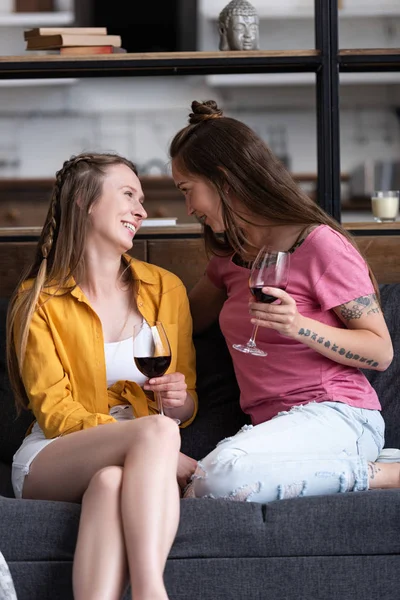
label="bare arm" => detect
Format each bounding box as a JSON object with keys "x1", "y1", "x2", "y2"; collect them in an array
[
  {"x1": 250, "y1": 290, "x2": 393, "y2": 371},
  {"x1": 188, "y1": 274, "x2": 227, "y2": 335},
  {"x1": 295, "y1": 294, "x2": 393, "y2": 371}
]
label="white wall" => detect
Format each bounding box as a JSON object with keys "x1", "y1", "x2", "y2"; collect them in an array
[{"x1": 0, "y1": 1, "x2": 399, "y2": 179}]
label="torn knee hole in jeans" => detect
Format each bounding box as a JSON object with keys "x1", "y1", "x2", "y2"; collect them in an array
[
  {"x1": 192, "y1": 460, "x2": 207, "y2": 481},
  {"x1": 277, "y1": 480, "x2": 308, "y2": 500},
  {"x1": 205, "y1": 481, "x2": 262, "y2": 502}
]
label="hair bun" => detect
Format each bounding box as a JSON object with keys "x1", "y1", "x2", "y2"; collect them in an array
[{"x1": 189, "y1": 100, "x2": 224, "y2": 125}]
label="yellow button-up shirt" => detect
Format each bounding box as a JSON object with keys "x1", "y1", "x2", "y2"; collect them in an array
[{"x1": 17, "y1": 256, "x2": 197, "y2": 439}]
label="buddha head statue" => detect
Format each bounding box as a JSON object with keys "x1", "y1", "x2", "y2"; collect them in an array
[{"x1": 218, "y1": 0, "x2": 259, "y2": 51}]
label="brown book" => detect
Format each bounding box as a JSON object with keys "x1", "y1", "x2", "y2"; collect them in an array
[
  {"x1": 59, "y1": 46, "x2": 127, "y2": 55},
  {"x1": 26, "y1": 33, "x2": 121, "y2": 50},
  {"x1": 15, "y1": 0, "x2": 53, "y2": 11},
  {"x1": 24, "y1": 27, "x2": 108, "y2": 41}
]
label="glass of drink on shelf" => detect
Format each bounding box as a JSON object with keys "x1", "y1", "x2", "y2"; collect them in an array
[
  {"x1": 371, "y1": 190, "x2": 399, "y2": 223},
  {"x1": 233, "y1": 246, "x2": 290, "y2": 357},
  {"x1": 133, "y1": 320, "x2": 180, "y2": 424}
]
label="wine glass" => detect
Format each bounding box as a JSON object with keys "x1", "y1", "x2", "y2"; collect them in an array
[
  {"x1": 233, "y1": 247, "x2": 290, "y2": 357},
  {"x1": 133, "y1": 320, "x2": 180, "y2": 424}
]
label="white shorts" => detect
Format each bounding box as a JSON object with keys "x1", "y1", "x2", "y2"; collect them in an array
[{"x1": 11, "y1": 405, "x2": 135, "y2": 499}]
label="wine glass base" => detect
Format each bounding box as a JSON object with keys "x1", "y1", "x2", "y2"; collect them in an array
[
  {"x1": 159, "y1": 411, "x2": 181, "y2": 425},
  {"x1": 232, "y1": 343, "x2": 267, "y2": 357}
]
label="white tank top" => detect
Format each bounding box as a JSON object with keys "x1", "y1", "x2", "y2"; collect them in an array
[{"x1": 104, "y1": 327, "x2": 151, "y2": 388}]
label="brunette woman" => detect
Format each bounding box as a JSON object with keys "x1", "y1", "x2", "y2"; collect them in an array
[{"x1": 169, "y1": 100, "x2": 399, "y2": 503}]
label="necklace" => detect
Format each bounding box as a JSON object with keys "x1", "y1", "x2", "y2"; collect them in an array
[{"x1": 233, "y1": 225, "x2": 313, "y2": 269}]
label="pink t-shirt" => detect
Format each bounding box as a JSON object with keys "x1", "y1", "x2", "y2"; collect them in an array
[{"x1": 206, "y1": 225, "x2": 380, "y2": 425}]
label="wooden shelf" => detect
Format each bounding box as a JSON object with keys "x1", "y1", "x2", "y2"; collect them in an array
[
  {"x1": 339, "y1": 48, "x2": 400, "y2": 71},
  {"x1": 344, "y1": 221, "x2": 400, "y2": 231},
  {"x1": 0, "y1": 49, "x2": 398, "y2": 80},
  {"x1": 0, "y1": 50, "x2": 321, "y2": 79},
  {"x1": 1, "y1": 221, "x2": 399, "y2": 242},
  {"x1": 0, "y1": 224, "x2": 202, "y2": 241}
]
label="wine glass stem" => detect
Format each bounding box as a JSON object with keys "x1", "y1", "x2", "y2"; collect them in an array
[
  {"x1": 248, "y1": 324, "x2": 259, "y2": 348},
  {"x1": 155, "y1": 390, "x2": 164, "y2": 416}
]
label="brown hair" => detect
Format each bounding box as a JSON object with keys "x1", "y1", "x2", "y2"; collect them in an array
[
  {"x1": 7, "y1": 152, "x2": 138, "y2": 411},
  {"x1": 169, "y1": 99, "x2": 379, "y2": 291}
]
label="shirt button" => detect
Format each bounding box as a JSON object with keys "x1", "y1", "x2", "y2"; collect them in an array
[{"x1": 138, "y1": 302, "x2": 143, "y2": 307}]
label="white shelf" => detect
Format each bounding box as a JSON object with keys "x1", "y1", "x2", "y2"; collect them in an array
[
  {"x1": 200, "y1": 0, "x2": 400, "y2": 20},
  {"x1": 207, "y1": 72, "x2": 400, "y2": 87},
  {"x1": 0, "y1": 11, "x2": 74, "y2": 27},
  {"x1": 0, "y1": 78, "x2": 77, "y2": 87}
]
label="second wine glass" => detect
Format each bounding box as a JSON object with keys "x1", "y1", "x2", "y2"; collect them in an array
[
  {"x1": 233, "y1": 247, "x2": 290, "y2": 357},
  {"x1": 133, "y1": 320, "x2": 180, "y2": 424}
]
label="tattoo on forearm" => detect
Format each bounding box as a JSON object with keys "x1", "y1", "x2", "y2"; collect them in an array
[
  {"x1": 368, "y1": 462, "x2": 381, "y2": 480},
  {"x1": 339, "y1": 294, "x2": 380, "y2": 321},
  {"x1": 297, "y1": 327, "x2": 379, "y2": 367}
]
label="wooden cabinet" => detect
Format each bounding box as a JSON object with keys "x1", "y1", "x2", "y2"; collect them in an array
[{"x1": 1, "y1": 225, "x2": 399, "y2": 299}]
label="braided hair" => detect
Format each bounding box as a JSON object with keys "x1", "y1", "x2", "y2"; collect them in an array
[{"x1": 6, "y1": 151, "x2": 138, "y2": 411}]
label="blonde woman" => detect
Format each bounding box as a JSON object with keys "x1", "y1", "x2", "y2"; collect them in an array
[{"x1": 7, "y1": 152, "x2": 198, "y2": 600}]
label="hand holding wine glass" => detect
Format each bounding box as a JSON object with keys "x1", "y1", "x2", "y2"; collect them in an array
[
  {"x1": 133, "y1": 320, "x2": 182, "y2": 424},
  {"x1": 233, "y1": 247, "x2": 290, "y2": 357}
]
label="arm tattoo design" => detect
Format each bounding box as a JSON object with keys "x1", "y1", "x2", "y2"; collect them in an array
[
  {"x1": 339, "y1": 293, "x2": 380, "y2": 321},
  {"x1": 297, "y1": 327, "x2": 379, "y2": 367},
  {"x1": 367, "y1": 462, "x2": 381, "y2": 480}
]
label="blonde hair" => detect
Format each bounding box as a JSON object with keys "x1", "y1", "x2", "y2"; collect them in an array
[{"x1": 7, "y1": 152, "x2": 138, "y2": 411}]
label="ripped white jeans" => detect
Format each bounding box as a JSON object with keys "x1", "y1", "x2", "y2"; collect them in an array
[{"x1": 190, "y1": 401, "x2": 385, "y2": 503}]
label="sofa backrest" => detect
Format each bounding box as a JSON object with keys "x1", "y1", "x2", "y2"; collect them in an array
[
  {"x1": 0, "y1": 284, "x2": 399, "y2": 467},
  {"x1": 362, "y1": 284, "x2": 400, "y2": 449},
  {"x1": 0, "y1": 299, "x2": 34, "y2": 464}
]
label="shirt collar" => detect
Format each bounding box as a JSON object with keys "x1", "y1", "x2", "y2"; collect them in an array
[{"x1": 125, "y1": 254, "x2": 157, "y2": 285}]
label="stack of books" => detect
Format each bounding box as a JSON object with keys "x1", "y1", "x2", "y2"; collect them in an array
[{"x1": 24, "y1": 27, "x2": 126, "y2": 55}]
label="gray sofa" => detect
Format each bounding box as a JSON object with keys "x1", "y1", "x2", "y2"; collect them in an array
[{"x1": 0, "y1": 285, "x2": 399, "y2": 600}]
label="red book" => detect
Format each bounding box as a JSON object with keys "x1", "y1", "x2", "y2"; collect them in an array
[{"x1": 59, "y1": 46, "x2": 127, "y2": 55}]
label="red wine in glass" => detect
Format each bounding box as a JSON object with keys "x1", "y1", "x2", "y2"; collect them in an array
[
  {"x1": 233, "y1": 247, "x2": 290, "y2": 357},
  {"x1": 134, "y1": 356, "x2": 171, "y2": 379},
  {"x1": 133, "y1": 321, "x2": 180, "y2": 424},
  {"x1": 249, "y1": 286, "x2": 285, "y2": 304}
]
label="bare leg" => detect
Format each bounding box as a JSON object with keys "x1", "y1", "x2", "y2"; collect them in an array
[
  {"x1": 368, "y1": 462, "x2": 400, "y2": 489},
  {"x1": 121, "y1": 418, "x2": 180, "y2": 600},
  {"x1": 22, "y1": 415, "x2": 181, "y2": 600},
  {"x1": 73, "y1": 467, "x2": 128, "y2": 600}
]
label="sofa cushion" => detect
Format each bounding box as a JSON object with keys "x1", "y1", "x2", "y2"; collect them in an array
[
  {"x1": 170, "y1": 490, "x2": 400, "y2": 559},
  {"x1": 2, "y1": 491, "x2": 399, "y2": 563},
  {"x1": 0, "y1": 496, "x2": 79, "y2": 563}
]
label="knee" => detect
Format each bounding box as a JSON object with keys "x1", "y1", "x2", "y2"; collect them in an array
[
  {"x1": 192, "y1": 447, "x2": 239, "y2": 498},
  {"x1": 132, "y1": 414, "x2": 180, "y2": 450},
  {"x1": 85, "y1": 466, "x2": 124, "y2": 500},
  {"x1": 192, "y1": 447, "x2": 261, "y2": 501}
]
